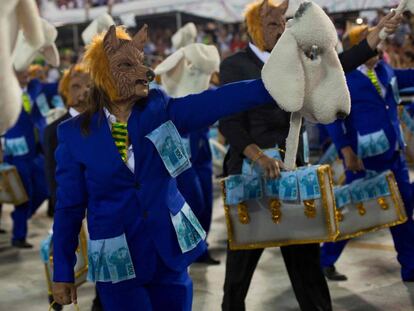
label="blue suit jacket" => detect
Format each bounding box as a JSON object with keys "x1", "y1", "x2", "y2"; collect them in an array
[
  {"x1": 53, "y1": 79, "x2": 273, "y2": 283},
  {"x1": 325, "y1": 61, "x2": 414, "y2": 170}
]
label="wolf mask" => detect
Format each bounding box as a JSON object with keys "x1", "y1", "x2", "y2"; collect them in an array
[{"x1": 83, "y1": 25, "x2": 155, "y2": 104}]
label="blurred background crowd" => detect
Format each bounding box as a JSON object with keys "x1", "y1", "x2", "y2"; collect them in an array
[{"x1": 31, "y1": 1, "x2": 414, "y2": 85}]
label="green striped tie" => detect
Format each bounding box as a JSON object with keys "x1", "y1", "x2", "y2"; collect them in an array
[
  {"x1": 112, "y1": 122, "x2": 129, "y2": 162},
  {"x1": 367, "y1": 69, "x2": 382, "y2": 96}
]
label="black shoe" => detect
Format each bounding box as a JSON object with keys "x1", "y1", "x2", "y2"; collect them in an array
[
  {"x1": 0, "y1": 228, "x2": 6, "y2": 234},
  {"x1": 49, "y1": 294, "x2": 63, "y2": 311},
  {"x1": 11, "y1": 240, "x2": 33, "y2": 249},
  {"x1": 323, "y1": 266, "x2": 348, "y2": 281},
  {"x1": 195, "y1": 251, "x2": 221, "y2": 265}
]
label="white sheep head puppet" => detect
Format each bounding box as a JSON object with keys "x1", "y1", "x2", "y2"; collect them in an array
[
  {"x1": 0, "y1": 0, "x2": 44, "y2": 134},
  {"x1": 171, "y1": 22, "x2": 197, "y2": 50},
  {"x1": 13, "y1": 18, "x2": 60, "y2": 71},
  {"x1": 82, "y1": 13, "x2": 115, "y2": 45},
  {"x1": 262, "y1": 1, "x2": 351, "y2": 170},
  {"x1": 154, "y1": 43, "x2": 220, "y2": 98}
]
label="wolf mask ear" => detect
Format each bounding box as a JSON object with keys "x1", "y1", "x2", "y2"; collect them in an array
[
  {"x1": 132, "y1": 24, "x2": 148, "y2": 51},
  {"x1": 262, "y1": 29, "x2": 305, "y2": 112},
  {"x1": 103, "y1": 25, "x2": 119, "y2": 55}
]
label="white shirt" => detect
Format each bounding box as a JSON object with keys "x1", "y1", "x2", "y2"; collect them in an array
[
  {"x1": 358, "y1": 65, "x2": 386, "y2": 98},
  {"x1": 249, "y1": 42, "x2": 271, "y2": 64},
  {"x1": 69, "y1": 108, "x2": 80, "y2": 117},
  {"x1": 103, "y1": 108, "x2": 135, "y2": 173}
]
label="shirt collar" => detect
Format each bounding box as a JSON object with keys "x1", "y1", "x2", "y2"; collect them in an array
[
  {"x1": 249, "y1": 42, "x2": 270, "y2": 64},
  {"x1": 103, "y1": 107, "x2": 117, "y2": 125},
  {"x1": 69, "y1": 107, "x2": 80, "y2": 117}
]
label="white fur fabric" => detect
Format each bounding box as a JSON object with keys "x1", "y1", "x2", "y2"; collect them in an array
[
  {"x1": 82, "y1": 13, "x2": 115, "y2": 45},
  {"x1": 261, "y1": 1, "x2": 351, "y2": 169},
  {"x1": 0, "y1": 0, "x2": 44, "y2": 134},
  {"x1": 13, "y1": 18, "x2": 60, "y2": 71},
  {"x1": 155, "y1": 43, "x2": 220, "y2": 98},
  {"x1": 171, "y1": 23, "x2": 197, "y2": 50}
]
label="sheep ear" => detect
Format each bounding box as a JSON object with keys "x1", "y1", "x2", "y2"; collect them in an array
[
  {"x1": 16, "y1": 0, "x2": 44, "y2": 49},
  {"x1": 262, "y1": 30, "x2": 305, "y2": 112},
  {"x1": 154, "y1": 49, "x2": 185, "y2": 75}
]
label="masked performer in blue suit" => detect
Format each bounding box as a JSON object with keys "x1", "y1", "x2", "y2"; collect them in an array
[
  {"x1": 51, "y1": 25, "x2": 285, "y2": 311},
  {"x1": 320, "y1": 25, "x2": 414, "y2": 282},
  {"x1": 0, "y1": 70, "x2": 48, "y2": 248}
]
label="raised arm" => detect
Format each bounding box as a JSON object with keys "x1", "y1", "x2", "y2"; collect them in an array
[
  {"x1": 166, "y1": 79, "x2": 273, "y2": 135},
  {"x1": 53, "y1": 126, "x2": 87, "y2": 283},
  {"x1": 339, "y1": 11, "x2": 402, "y2": 73}
]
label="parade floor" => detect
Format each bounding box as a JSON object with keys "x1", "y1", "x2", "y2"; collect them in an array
[{"x1": 1, "y1": 181, "x2": 414, "y2": 311}]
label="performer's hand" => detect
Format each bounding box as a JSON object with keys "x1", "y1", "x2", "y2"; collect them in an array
[
  {"x1": 52, "y1": 282, "x2": 77, "y2": 306},
  {"x1": 367, "y1": 11, "x2": 403, "y2": 49},
  {"x1": 341, "y1": 146, "x2": 364, "y2": 172},
  {"x1": 257, "y1": 156, "x2": 283, "y2": 179}
]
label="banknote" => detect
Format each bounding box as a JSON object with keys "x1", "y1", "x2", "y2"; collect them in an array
[
  {"x1": 36, "y1": 93, "x2": 50, "y2": 117},
  {"x1": 171, "y1": 210, "x2": 204, "y2": 253},
  {"x1": 103, "y1": 234, "x2": 136, "y2": 283},
  {"x1": 242, "y1": 148, "x2": 282, "y2": 176},
  {"x1": 297, "y1": 166, "x2": 321, "y2": 200},
  {"x1": 225, "y1": 175, "x2": 244, "y2": 205},
  {"x1": 4, "y1": 137, "x2": 29, "y2": 156},
  {"x1": 265, "y1": 178, "x2": 280, "y2": 198},
  {"x1": 87, "y1": 239, "x2": 105, "y2": 282},
  {"x1": 334, "y1": 185, "x2": 351, "y2": 208},
  {"x1": 319, "y1": 144, "x2": 338, "y2": 164},
  {"x1": 181, "y1": 203, "x2": 206, "y2": 240},
  {"x1": 349, "y1": 179, "x2": 367, "y2": 203},
  {"x1": 39, "y1": 235, "x2": 52, "y2": 264},
  {"x1": 243, "y1": 175, "x2": 263, "y2": 200},
  {"x1": 371, "y1": 173, "x2": 391, "y2": 197},
  {"x1": 279, "y1": 171, "x2": 298, "y2": 201},
  {"x1": 361, "y1": 179, "x2": 378, "y2": 200},
  {"x1": 146, "y1": 121, "x2": 192, "y2": 178},
  {"x1": 51, "y1": 95, "x2": 65, "y2": 108},
  {"x1": 357, "y1": 130, "x2": 390, "y2": 159}
]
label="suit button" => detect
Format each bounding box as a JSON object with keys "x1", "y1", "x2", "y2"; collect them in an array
[
  {"x1": 135, "y1": 182, "x2": 140, "y2": 189},
  {"x1": 386, "y1": 105, "x2": 390, "y2": 110}
]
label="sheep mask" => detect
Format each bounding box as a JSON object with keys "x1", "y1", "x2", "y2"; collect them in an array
[
  {"x1": 83, "y1": 25, "x2": 155, "y2": 105},
  {"x1": 171, "y1": 22, "x2": 197, "y2": 50},
  {"x1": 0, "y1": 0, "x2": 44, "y2": 134},
  {"x1": 262, "y1": 1, "x2": 351, "y2": 169},
  {"x1": 13, "y1": 18, "x2": 60, "y2": 72},
  {"x1": 154, "y1": 43, "x2": 220, "y2": 98}
]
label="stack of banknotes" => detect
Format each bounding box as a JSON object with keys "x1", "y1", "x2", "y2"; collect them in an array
[{"x1": 146, "y1": 121, "x2": 192, "y2": 178}]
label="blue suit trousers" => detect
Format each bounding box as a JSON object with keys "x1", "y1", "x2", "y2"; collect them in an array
[{"x1": 97, "y1": 255, "x2": 192, "y2": 311}]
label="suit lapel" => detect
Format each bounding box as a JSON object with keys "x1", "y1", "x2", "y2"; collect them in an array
[
  {"x1": 246, "y1": 46, "x2": 265, "y2": 70},
  {"x1": 90, "y1": 111, "x2": 135, "y2": 180}
]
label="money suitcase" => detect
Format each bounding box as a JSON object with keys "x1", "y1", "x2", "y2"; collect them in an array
[
  {"x1": 334, "y1": 170, "x2": 407, "y2": 241},
  {"x1": 0, "y1": 163, "x2": 28, "y2": 205},
  {"x1": 41, "y1": 225, "x2": 88, "y2": 296},
  {"x1": 222, "y1": 165, "x2": 339, "y2": 250}
]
